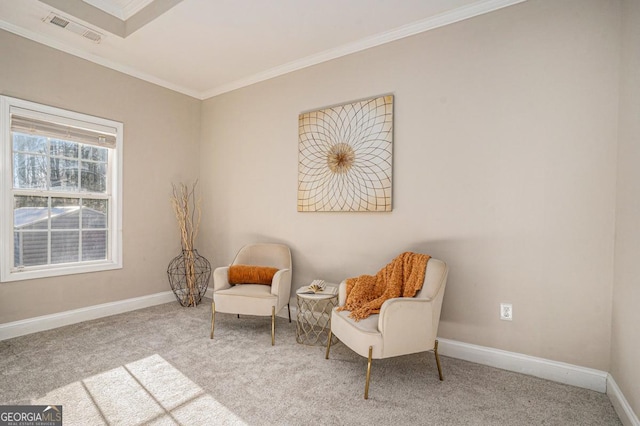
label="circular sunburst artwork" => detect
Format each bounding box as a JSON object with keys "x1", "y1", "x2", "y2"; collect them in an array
[{"x1": 298, "y1": 95, "x2": 393, "y2": 212}]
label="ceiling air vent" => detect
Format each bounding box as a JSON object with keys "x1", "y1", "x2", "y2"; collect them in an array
[{"x1": 43, "y1": 13, "x2": 103, "y2": 43}]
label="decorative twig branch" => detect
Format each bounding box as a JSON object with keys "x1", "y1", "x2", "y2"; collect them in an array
[
  {"x1": 170, "y1": 181, "x2": 202, "y2": 306},
  {"x1": 171, "y1": 180, "x2": 201, "y2": 252}
]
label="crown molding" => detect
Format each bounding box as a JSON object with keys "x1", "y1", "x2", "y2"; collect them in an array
[
  {"x1": 200, "y1": 0, "x2": 526, "y2": 99},
  {"x1": 0, "y1": 19, "x2": 201, "y2": 99},
  {"x1": 83, "y1": 0, "x2": 155, "y2": 20},
  {"x1": 2, "y1": 0, "x2": 526, "y2": 101},
  {"x1": 80, "y1": 0, "x2": 127, "y2": 20}
]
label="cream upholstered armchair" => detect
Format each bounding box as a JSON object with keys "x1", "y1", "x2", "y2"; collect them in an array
[
  {"x1": 210, "y1": 243, "x2": 292, "y2": 345},
  {"x1": 325, "y1": 257, "x2": 448, "y2": 399}
]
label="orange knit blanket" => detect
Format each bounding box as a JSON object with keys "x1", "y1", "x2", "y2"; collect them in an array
[{"x1": 338, "y1": 252, "x2": 431, "y2": 321}]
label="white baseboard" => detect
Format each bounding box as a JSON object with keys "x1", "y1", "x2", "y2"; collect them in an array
[
  {"x1": 0, "y1": 291, "x2": 176, "y2": 341},
  {"x1": 433, "y1": 338, "x2": 639, "y2": 423},
  {"x1": 607, "y1": 374, "x2": 640, "y2": 426},
  {"x1": 3, "y1": 293, "x2": 636, "y2": 425},
  {"x1": 291, "y1": 306, "x2": 612, "y2": 395},
  {"x1": 436, "y1": 338, "x2": 608, "y2": 393}
]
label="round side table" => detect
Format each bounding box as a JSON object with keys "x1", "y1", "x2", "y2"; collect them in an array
[{"x1": 295, "y1": 284, "x2": 339, "y2": 345}]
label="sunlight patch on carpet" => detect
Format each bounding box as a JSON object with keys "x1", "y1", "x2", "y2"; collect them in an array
[{"x1": 32, "y1": 354, "x2": 246, "y2": 425}]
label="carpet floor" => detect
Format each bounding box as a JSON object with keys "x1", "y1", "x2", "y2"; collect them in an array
[{"x1": 0, "y1": 299, "x2": 622, "y2": 425}]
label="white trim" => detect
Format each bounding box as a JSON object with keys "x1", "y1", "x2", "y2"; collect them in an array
[
  {"x1": 81, "y1": 0, "x2": 145, "y2": 20},
  {"x1": 3, "y1": 293, "x2": 637, "y2": 425},
  {"x1": 120, "y1": 0, "x2": 156, "y2": 20},
  {"x1": 607, "y1": 374, "x2": 640, "y2": 426},
  {"x1": 292, "y1": 302, "x2": 635, "y2": 420},
  {"x1": 82, "y1": 0, "x2": 155, "y2": 20},
  {"x1": 0, "y1": 95, "x2": 123, "y2": 282},
  {"x1": 2, "y1": 0, "x2": 525, "y2": 100},
  {"x1": 436, "y1": 338, "x2": 608, "y2": 393},
  {"x1": 0, "y1": 291, "x2": 176, "y2": 341},
  {"x1": 0, "y1": 19, "x2": 202, "y2": 99},
  {"x1": 82, "y1": 0, "x2": 126, "y2": 20},
  {"x1": 200, "y1": 0, "x2": 527, "y2": 98}
]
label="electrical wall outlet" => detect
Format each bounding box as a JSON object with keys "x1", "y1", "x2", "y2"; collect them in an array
[{"x1": 500, "y1": 303, "x2": 513, "y2": 321}]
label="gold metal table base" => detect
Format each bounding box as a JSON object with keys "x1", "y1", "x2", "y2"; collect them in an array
[{"x1": 295, "y1": 291, "x2": 338, "y2": 346}]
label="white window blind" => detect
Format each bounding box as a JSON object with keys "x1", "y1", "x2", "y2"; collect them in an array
[
  {"x1": 10, "y1": 107, "x2": 117, "y2": 148},
  {"x1": 1, "y1": 95, "x2": 123, "y2": 282}
]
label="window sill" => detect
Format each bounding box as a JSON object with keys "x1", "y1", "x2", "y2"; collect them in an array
[{"x1": 1, "y1": 260, "x2": 123, "y2": 282}]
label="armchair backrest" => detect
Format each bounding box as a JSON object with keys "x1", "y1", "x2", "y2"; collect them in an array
[
  {"x1": 415, "y1": 258, "x2": 448, "y2": 300},
  {"x1": 232, "y1": 243, "x2": 292, "y2": 270},
  {"x1": 415, "y1": 257, "x2": 448, "y2": 340}
]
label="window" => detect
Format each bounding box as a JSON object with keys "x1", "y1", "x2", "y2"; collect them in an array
[{"x1": 1, "y1": 96, "x2": 122, "y2": 282}]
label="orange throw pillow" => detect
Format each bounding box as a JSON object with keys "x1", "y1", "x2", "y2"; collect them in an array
[{"x1": 228, "y1": 265, "x2": 279, "y2": 285}]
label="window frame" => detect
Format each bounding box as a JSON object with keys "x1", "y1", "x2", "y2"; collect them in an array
[{"x1": 0, "y1": 96, "x2": 123, "y2": 282}]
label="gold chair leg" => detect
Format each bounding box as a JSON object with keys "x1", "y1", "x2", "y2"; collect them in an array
[
  {"x1": 434, "y1": 339, "x2": 444, "y2": 381},
  {"x1": 364, "y1": 346, "x2": 373, "y2": 399},
  {"x1": 210, "y1": 302, "x2": 215, "y2": 339},
  {"x1": 271, "y1": 305, "x2": 276, "y2": 346},
  {"x1": 325, "y1": 329, "x2": 333, "y2": 359}
]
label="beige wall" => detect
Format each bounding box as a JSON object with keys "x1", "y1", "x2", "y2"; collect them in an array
[
  {"x1": 200, "y1": 0, "x2": 620, "y2": 371},
  {"x1": 612, "y1": 0, "x2": 640, "y2": 416},
  {"x1": 1, "y1": 0, "x2": 633, "y2": 401},
  {"x1": 0, "y1": 30, "x2": 201, "y2": 323}
]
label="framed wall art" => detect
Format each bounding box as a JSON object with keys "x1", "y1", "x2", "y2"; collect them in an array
[{"x1": 298, "y1": 95, "x2": 393, "y2": 212}]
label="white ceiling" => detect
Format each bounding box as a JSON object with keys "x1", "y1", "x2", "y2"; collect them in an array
[
  {"x1": 81, "y1": 0, "x2": 155, "y2": 20},
  {"x1": 0, "y1": 0, "x2": 524, "y2": 100}
]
